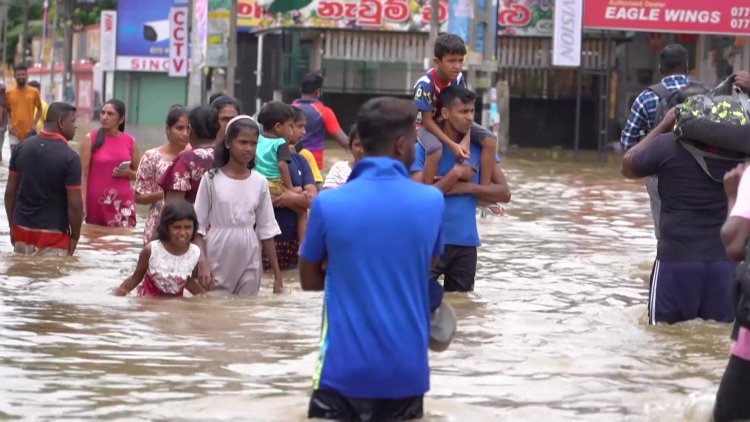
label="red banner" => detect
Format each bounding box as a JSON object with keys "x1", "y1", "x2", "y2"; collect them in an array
[{"x1": 584, "y1": 0, "x2": 750, "y2": 36}]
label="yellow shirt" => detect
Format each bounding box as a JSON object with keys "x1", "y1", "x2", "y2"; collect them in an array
[
  {"x1": 6, "y1": 86, "x2": 42, "y2": 140},
  {"x1": 35, "y1": 100, "x2": 49, "y2": 133},
  {"x1": 300, "y1": 148, "x2": 323, "y2": 183}
]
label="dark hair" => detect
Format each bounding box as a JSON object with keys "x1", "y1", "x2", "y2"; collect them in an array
[
  {"x1": 434, "y1": 33, "x2": 467, "y2": 59},
  {"x1": 13, "y1": 64, "x2": 27, "y2": 72},
  {"x1": 28, "y1": 80, "x2": 40, "y2": 89},
  {"x1": 356, "y1": 97, "x2": 417, "y2": 155},
  {"x1": 210, "y1": 95, "x2": 242, "y2": 114},
  {"x1": 156, "y1": 200, "x2": 198, "y2": 243},
  {"x1": 189, "y1": 105, "x2": 220, "y2": 144},
  {"x1": 92, "y1": 99, "x2": 126, "y2": 154},
  {"x1": 348, "y1": 124, "x2": 359, "y2": 148},
  {"x1": 166, "y1": 105, "x2": 188, "y2": 127},
  {"x1": 213, "y1": 117, "x2": 260, "y2": 170},
  {"x1": 300, "y1": 72, "x2": 324, "y2": 95},
  {"x1": 45, "y1": 102, "x2": 77, "y2": 124},
  {"x1": 660, "y1": 44, "x2": 689, "y2": 74},
  {"x1": 440, "y1": 86, "x2": 477, "y2": 110},
  {"x1": 292, "y1": 105, "x2": 306, "y2": 122},
  {"x1": 257, "y1": 101, "x2": 294, "y2": 132},
  {"x1": 208, "y1": 92, "x2": 223, "y2": 105}
]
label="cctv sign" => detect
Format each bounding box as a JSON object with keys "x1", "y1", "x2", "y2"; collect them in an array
[{"x1": 169, "y1": 6, "x2": 188, "y2": 77}]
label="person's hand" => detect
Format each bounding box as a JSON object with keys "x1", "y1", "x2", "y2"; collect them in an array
[
  {"x1": 8, "y1": 122, "x2": 16, "y2": 136},
  {"x1": 273, "y1": 275, "x2": 284, "y2": 294},
  {"x1": 724, "y1": 163, "x2": 750, "y2": 200},
  {"x1": 112, "y1": 167, "x2": 130, "y2": 178},
  {"x1": 112, "y1": 286, "x2": 128, "y2": 296},
  {"x1": 452, "y1": 162, "x2": 477, "y2": 181},
  {"x1": 197, "y1": 259, "x2": 214, "y2": 289},
  {"x1": 448, "y1": 142, "x2": 469, "y2": 161},
  {"x1": 272, "y1": 190, "x2": 295, "y2": 208},
  {"x1": 68, "y1": 238, "x2": 78, "y2": 256},
  {"x1": 659, "y1": 108, "x2": 678, "y2": 132},
  {"x1": 734, "y1": 71, "x2": 750, "y2": 94}
]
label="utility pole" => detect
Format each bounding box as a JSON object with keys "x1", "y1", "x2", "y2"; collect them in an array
[
  {"x1": 49, "y1": 0, "x2": 59, "y2": 100},
  {"x1": 62, "y1": 0, "x2": 73, "y2": 102},
  {"x1": 226, "y1": 0, "x2": 237, "y2": 97},
  {"x1": 20, "y1": 1, "x2": 30, "y2": 64},
  {"x1": 425, "y1": 0, "x2": 439, "y2": 70},
  {"x1": 187, "y1": 0, "x2": 204, "y2": 106},
  {"x1": 1, "y1": 0, "x2": 9, "y2": 68}
]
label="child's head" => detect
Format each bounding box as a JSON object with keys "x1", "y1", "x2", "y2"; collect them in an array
[
  {"x1": 257, "y1": 101, "x2": 295, "y2": 141},
  {"x1": 214, "y1": 115, "x2": 260, "y2": 170},
  {"x1": 157, "y1": 200, "x2": 198, "y2": 246},
  {"x1": 289, "y1": 106, "x2": 307, "y2": 146},
  {"x1": 348, "y1": 124, "x2": 364, "y2": 163},
  {"x1": 211, "y1": 96, "x2": 242, "y2": 138},
  {"x1": 433, "y1": 33, "x2": 466, "y2": 81},
  {"x1": 188, "y1": 105, "x2": 220, "y2": 146},
  {"x1": 165, "y1": 105, "x2": 189, "y2": 149}
]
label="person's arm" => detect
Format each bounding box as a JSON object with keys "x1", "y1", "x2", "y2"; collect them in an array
[
  {"x1": 79, "y1": 133, "x2": 92, "y2": 213},
  {"x1": 421, "y1": 111, "x2": 466, "y2": 159},
  {"x1": 299, "y1": 198, "x2": 327, "y2": 291},
  {"x1": 134, "y1": 152, "x2": 164, "y2": 205},
  {"x1": 4, "y1": 171, "x2": 18, "y2": 245},
  {"x1": 321, "y1": 105, "x2": 349, "y2": 150},
  {"x1": 193, "y1": 177, "x2": 213, "y2": 288},
  {"x1": 255, "y1": 179, "x2": 283, "y2": 293},
  {"x1": 619, "y1": 92, "x2": 652, "y2": 151},
  {"x1": 446, "y1": 163, "x2": 512, "y2": 203},
  {"x1": 261, "y1": 238, "x2": 283, "y2": 293},
  {"x1": 277, "y1": 144, "x2": 294, "y2": 190},
  {"x1": 113, "y1": 245, "x2": 151, "y2": 295},
  {"x1": 274, "y1": 158, "x2": 317, "y2": 209},
  {"x1": 621, "y1": 109, "x2": 677, "y2": 179},
  {"x1": 66, "y1": 154, "x2": 84, "y2": 255},
  {"x1": 113, "y1": 140, "x2": 140, "y2": 180},
  {"x1": 164, "y1": 190, "x2": 187, "y2": 204},
  {"x1": 32, "y1": 91, "x2": 42, "y2": 129},
  {"x1": 184, "y1": 277, "x2": 207, "y2": 296},
  {"x1": 734, "y1": 71, "x2": 750, "y2": 94},
  {"x1": 722, "y1": 164, "x2": 750, "y2": 262}
]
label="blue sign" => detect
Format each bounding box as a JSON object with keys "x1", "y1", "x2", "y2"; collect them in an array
[{"x1": 117, "y1": 0, "x2": 187, "y2": 58}]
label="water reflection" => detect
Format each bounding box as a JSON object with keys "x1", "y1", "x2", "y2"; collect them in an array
[{"x1": 0, "y1": 146, "x2": 733, "y2": 420}]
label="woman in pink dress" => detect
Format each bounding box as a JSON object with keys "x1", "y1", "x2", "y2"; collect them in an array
[
  {"x1": 80, "y1": 99, "x2": 140, "y2": 228},
  {"x1": 135, "y1": 106, "x2": 190, "y2": 244}
]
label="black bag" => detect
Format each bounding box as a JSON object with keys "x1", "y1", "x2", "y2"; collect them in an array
[{"x1": 650, "y1": 80, "x2": 709, "y2": 125}]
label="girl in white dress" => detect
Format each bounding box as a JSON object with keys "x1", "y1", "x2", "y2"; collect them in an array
[
  {"x1": 194, "y1": 115, "x2": 283, "y2": 296},
  {"x1": 114, "y1": 201, "x2": 204, "y2": 297}
]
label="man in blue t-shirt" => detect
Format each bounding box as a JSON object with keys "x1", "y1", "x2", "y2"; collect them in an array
[
  {"x1": 412, "y1": 86, "x2": 511, "y2": 292},
  {"x1": 299, "y1": 97, "x2": 445, "y2": 420}
]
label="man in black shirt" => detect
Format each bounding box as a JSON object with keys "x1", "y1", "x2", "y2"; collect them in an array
[{"x1": 4, "y1": 102, "x2": 83, "y2": 256}]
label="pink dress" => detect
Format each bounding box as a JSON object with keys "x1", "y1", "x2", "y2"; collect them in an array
[
  {"x1": 136, "y1": 241, "x2": 201, "y2": 298},
  {"x1": 85, "y1": 130, "x2": 137, "y2": 228},
  {"x1": 135, "y1": 148, "x2": 174, "y2": 244}
]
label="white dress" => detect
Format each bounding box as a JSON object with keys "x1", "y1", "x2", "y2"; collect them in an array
[
  {"x1": 136, "y1": 240, "x2": 201, "y2": 297},
  {"x1": 194, "y1": 169, "x2": 281, "y2": 296}
]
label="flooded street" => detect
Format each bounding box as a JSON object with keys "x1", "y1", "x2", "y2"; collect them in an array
[{"x1": 0, "y1": 134, "x2": 734, "y2": 421}]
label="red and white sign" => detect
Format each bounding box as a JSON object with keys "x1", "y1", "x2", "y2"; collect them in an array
[
  {"x1": 585, "y1": 1, "x2": 750, "y2": 36},
  {"x1": 169, "y1": 6, "x2": 188, "y2": 77},
  {"x1": 100, "y1": 11, "x2": 117, "y2": 71}
]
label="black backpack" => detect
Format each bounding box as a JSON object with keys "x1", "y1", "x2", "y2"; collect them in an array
[{"x1": 649, "y1": 80, "x2": 709, "y2": 127}]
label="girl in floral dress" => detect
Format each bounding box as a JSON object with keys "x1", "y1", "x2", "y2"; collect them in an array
[
  {"x1": 135, "y1": 106, "x2": 190, "y2": 244},
  {"x1": 113, "y1": 201, "x2": 205, "y2": 298},
  {"x1": 160, "y1": 106, "x2": 220, "y2": 204},
  {"x1": 80, "y1": 99, "x2": 140, "y2": 228}
]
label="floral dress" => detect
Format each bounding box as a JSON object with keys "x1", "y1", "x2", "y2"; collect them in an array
[
  {"x1": 135, "y1": 148, "x2": 174, "y2": 244},
  {"x1": 136, "y1": 240, "x2": 201, "y2": 298},
  {"x1": 85, "y1": 130, "x2": 137, "y2": 228},
  {"x1": 159, "y1": 147, "x2": 215, "y2": 204}
]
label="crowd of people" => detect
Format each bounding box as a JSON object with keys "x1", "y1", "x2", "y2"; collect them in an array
[
  {"x1": 2, "y1": 33, "x2": 514, "y2": 420},
  {"x1": 8, "y1": 33, "x2": 750, "y2": 420}
]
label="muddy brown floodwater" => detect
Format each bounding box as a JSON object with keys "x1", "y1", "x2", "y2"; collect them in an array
[{"x1": 0, "y1": 132, "x2": 734, "y2": 421}]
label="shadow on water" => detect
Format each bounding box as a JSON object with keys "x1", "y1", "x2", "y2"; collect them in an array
[{"x1": 0, "y1": 138, "x2": 731, "y2": 420}]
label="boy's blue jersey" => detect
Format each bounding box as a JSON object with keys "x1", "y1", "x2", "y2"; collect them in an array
[{"x1": 413, "y1": 68, "x2": 466, "y2": 125}]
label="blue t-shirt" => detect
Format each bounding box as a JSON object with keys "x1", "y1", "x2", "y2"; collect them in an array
[
  {"x1": 300, "y1": 157, "x2": 445, "y2": 399},
  {"x1": 411, "y1": 142, "x2": 484, "y2": 247},
  {"x1": 274, "y1": 153, "x2": 315, "y2": 241},
  {"x1": 413, "y1": 68, "x2": 466, "y2": 124}
]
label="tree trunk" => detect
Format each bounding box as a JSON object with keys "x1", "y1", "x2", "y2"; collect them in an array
[{"x1": 20, "y1": 1, "x2": 30, "y2": 64}]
